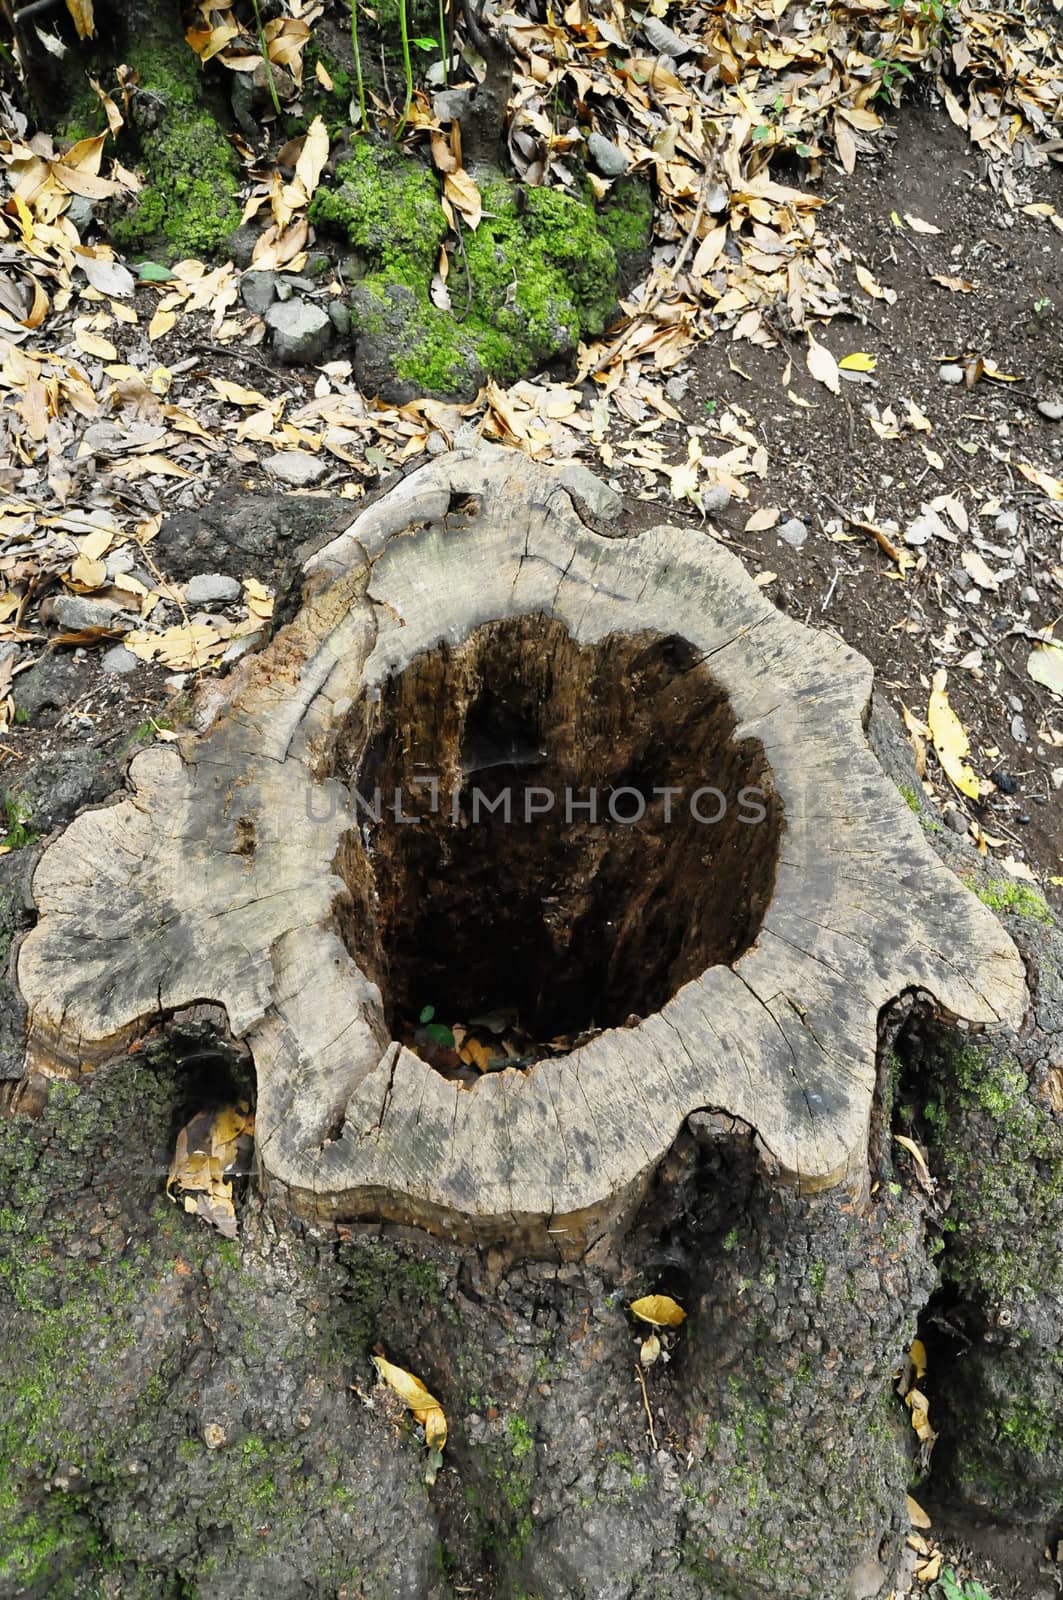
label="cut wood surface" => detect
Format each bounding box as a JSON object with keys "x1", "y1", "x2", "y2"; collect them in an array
[{"x1": 17, "y1": 447, "x2": 1027, "y2": 1251}]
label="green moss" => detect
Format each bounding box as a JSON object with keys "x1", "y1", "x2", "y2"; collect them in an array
[
  {"x1": 312, "y1": 146, "x2": 640, "y2": 395},
  {"x1": 973, "y1": 878, "x2": 1053, "y2": 924},
  {"x1": 0, "y1": 795, "x2": 36, "y2": 850},
  {"x1": 595, "y1": 175, "x2": 654, "y2": 265},
  {"x1": 896, "y1": 782, "x2": 920, "y2": 812},
  {"x1": 924, "y1": 1042, "x2": 1063, "y2": 1300},
  {"x1": 107, "y1": 41, "x2": 240, "y2": 259}
]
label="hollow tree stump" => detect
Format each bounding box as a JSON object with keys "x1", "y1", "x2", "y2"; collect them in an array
[{"x1": 16, "y1": 448, "x2": 1026, "y2": 1253}]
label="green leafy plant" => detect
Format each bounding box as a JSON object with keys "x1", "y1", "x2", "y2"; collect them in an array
[
  {"x1": 0, "y1": 796, "x2": 36, "y2": 851},
  {"x1": 752, "y1": 93, "x2": 812, "y2": 157},
  {"x1": 932, "y1": 1569, "x2": 994, "y2": 1600},
  {"x1": 418, "y1": 1004, "x2": 455, "y2": 1050}
]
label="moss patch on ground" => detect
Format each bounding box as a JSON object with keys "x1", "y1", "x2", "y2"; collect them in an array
[
  {"x1": 310, "y1": 143, "x2": 651, "y2": 397},
  {"x1": 104, "y1": 38, "x2": 240, "y2": 259}
]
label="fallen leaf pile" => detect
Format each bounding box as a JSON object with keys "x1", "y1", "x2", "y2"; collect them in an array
[{"x1": 166, "y1": 1101, "x2": 255, "y2": 1237}]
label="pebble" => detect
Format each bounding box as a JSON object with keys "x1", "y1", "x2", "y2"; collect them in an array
[
  {"x1": 267, "y1": 451, "x2": 328, "y2": 488},
  {"x1": 52, "y1": 596, "x2": 135, "y2": 632},
  {"x1": 426, "y1": 433, "x2": 448, "y2": 457},
  {"x1": 185, "y1": 573, "x2": 242, "y2": 606},
  {"x1": 66, "y1": 196, "x2": 96, "y2": 234},
  {"x1": 1021, "y1": 585, "x2": 1040, "y2": 605},
  {"x1": 664, "y1": 372, "x2": 691, "y2": 403},
  {"x1": 938, "y1": 364, "x2": 964, "y2": 385},
  {"x1": 904, "y1": 516, "x2": 935, "y2": 547},
  {"x1": 1011, "y1": 714, "x2": 1028, "y2": 743},
  {"x1": 994, "y1": 509, "x2": 1019, "y2": 537},
  {"x1": 100, "y1": 644, "x2": 139, "y2": 676},
  {"x1": 1037, "y1": 398, "x2": 1063, "y2": 421},
  {"x1": 264, "y1": 299, "x2": 332, "y2": 364},
  {"x1": 944, "y1": 808, "x2": 968, "y2": 835},
  {"x1": 587, "y1": 132, "x2": 629, "y2": 177},
  {"x1": 328, "y1": 299, "x2": 349, "y2": 336},
  {"x1": 433, "y1": 87, "x2": 473, "y2": 123},
  {"x1": 777, "y1": 516, "x2": 808, "y2": 548},
  {"x1": 240, "y1": 271, "x2": 278, "y2": 316},
  {"x1": 702, "y1": 483, "x2": 731, "y2": 515}
]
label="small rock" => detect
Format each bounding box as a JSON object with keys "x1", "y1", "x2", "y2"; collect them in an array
[
  {"x1": 1021, "y1": 585, "x2": 1040, "y2": 605},
  {"x1": 846, "y1": 1557, "x2": 887, "y2": 1600},
  {"x1": 281, "y1": 275, "x2": 317, "y2": 295},
  {"x1": 1007, "y1": 694, "x2": 1024, "y2": 714},
  {"x1": 705, "y1": 183, "x2": 730, "y2": 215},
  {"x1": 991, "y1": 768, "x2": 1019, "y2": 795},
  {"x1": 225, "y1": 223, "x2": 261, "y2": 269},
  {"x1": 702, "y1": 482, "x2": 731, "y2": 515},
  {"x1": 270, "y1": 451, "x2": 328, "y2": 486},
  {"x1": 426, "y1": 433, "x2": 448, "y2": 457},
  {"x1": 904, "y1": 517, "x2": 935, "y2": 547},
  {"x1": 994, "y1": 509, "x2": 1019, "y2": 536},
  {"x1": 51, "y1": 596, "x2": 135, "y2": 633},
  {"x1": 778, "y1": 517, "x2": 808, "y2": 548},
  {"x1": 557, "y1": 463, "x2": 623, "y2": 523},
  {"x1": 433, "y1": 87, "x2": 473, "y2": 123},
  {"x1": 66, "y1": 195, "x2": 96, "y2": 234},
  {"x1": 240, "y1": 270, "x2": 278, "y2": 315},
  {"x1": 221, "y1": 630, "x2": 268, "y2": 667},
  {"x1": 265, "y1": 299, "x2": 332, "y2": 365},
  {"x1": 944, "y1": 807, "x2": 968, "y2": 835},
  {"x1": 1037, "y1": 398, "x2": 1063, "y2": 421},
  {"x1": 1011, "y1": 714, "x2": 1028, "y2": 743},
  {"x1": 267, "y1": 451, "x2": 329, "y2": 488},
  {"x1": 101, "y1": 644, "x2": 139, "y2": 676},
  {"x1": 328, "y1": 298, "x2": 349, "y2": 336},
  {"x1": 938, "y1": 363, "x2": 964, "y2": 385},
  {"x1": 664, "y1": 373, "x2": 691, "y2": 403},
  {"x1": 587, "y1": 131, "x2": 629, "y2": 178},
  {"x1": 185, "y1": 573, "x2": 242, "y2": 606}
]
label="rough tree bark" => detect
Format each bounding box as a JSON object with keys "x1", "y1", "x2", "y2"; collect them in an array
[
  {"x1": 16, "y1": 448, "x2": 1024, "y2": 1255},
  {"x1": 1, "y1": 454, "x2": 1059, "y2": 1600}
]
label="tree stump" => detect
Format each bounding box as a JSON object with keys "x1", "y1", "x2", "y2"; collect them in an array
[{"x1": 16, "y1": 447, "x2": 1025, "y2": 1253}]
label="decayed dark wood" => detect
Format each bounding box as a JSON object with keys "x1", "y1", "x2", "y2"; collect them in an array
[{"x1": 16, "y1": 447, "x2": 1026, "y2": 1252}]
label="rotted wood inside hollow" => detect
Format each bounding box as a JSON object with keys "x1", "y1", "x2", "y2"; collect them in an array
[
  {"x1": 14, "y1": 447, "x2": 1028, "y2": 1255},
  {"x1": 334, "y1": 616, "x2": 782, "y2": 1047}
]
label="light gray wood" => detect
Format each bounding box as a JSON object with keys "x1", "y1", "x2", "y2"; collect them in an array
[{"x1": 17, "y1": 447, "x2": 1027, "y2": 1252}]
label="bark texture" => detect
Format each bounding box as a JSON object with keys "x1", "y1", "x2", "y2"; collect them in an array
[{"x1": 15, "y1": 448, "x2": 1024, "y2": 1253}]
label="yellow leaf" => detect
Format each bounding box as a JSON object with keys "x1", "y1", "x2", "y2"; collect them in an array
[
  {"x1": 1018, "y1": 463, "x2": 1063, "y2": 502},
  {"x1": 982, "y1": 361, "x2": 1022, "y2": 383},
  {"x1": 1027, "y1": 640, "x2": 1063, "y2": 695},
  {"x1": 894, "y1": 1134, "x2": 933, "y2": 1186},
  {"x1": 210, "y1": 376, "x2": 270, "y2": 407},
  {"x1": 373, "y1": 1356, "x2": 448, "y2": 1450},
  {"x1": 64, "y1": 0, "x2": 95, "y2": 39},
  {"x1": 75, "y1": 330, "x2": 117, "y2": 361},
  {"x1": 745, "y1": 506, "x2": 780, "y2": 532},
  {"x1": 927, "y1": 671, "x2": 979, "y2": 799},
  {"x1": 854, "y1": 264, "x2": 896, "y2": 305},
  {"x1": 315, "y1": 59, "x2": 335, "y2": 90},
  {"x1": 69, "y1": 554, "x2": 107, "y2": 590},
  {"x1": 294, "y1": 116, "x2": 330, "y2": 204},
  {"x1": 916, "y1": 1552, "x2": 943, "y2": 1583},
  {"x1": 839, "y1": 351, "x2": 876, "y2": 372},
  {"x1": 906, "y1": 1493, "x2": 932, "y2": 1529},
  {"x1": 630, "y1": 1294, "x2": 687, "y2": 1328},
  {"x1": 909, "y1": 1338, "x2": 927, "y2": 1380},
  {"x1": 444, "y1": 168, "x2": 482, "y2": 230},
  {"x1": 148, "y1": 308, "x2": 176, "y2": 342},
  {"x1": 905, "y1": 399, "x2": 932, "y2": 433},
  {"x1": 806, "y1": 333, "x2": 839, "y2": 395}
]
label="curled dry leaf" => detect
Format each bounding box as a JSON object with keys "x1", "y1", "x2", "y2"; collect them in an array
[
  {"x1": 372, "y1": 1355, "x2": 448, "y2": 1462},
  {"x1": 1027, "y1": 640, "x2": 1063, "y2": 695},
  {"x1": 630, "y1": 1294, "x2": 686, "y2": 1328}
]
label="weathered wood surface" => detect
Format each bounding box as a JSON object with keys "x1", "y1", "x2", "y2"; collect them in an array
[{"x1": 16, "y1": 447, "x2": 1026, "y2": 1250}]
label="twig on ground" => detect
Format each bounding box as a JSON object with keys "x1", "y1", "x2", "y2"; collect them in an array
[{"x1": 635, "y1": 1363, "x2": 658, "y2": 1452}]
